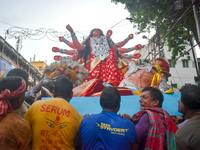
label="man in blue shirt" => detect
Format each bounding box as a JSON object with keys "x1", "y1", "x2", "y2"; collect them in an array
[{"x1": 78, "y1": 86, "x2": 136, "y2": 150}]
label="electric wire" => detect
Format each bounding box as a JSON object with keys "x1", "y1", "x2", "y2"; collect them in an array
[{"x1": 109, "y1": 17, "x2": 128, "y2": 30}]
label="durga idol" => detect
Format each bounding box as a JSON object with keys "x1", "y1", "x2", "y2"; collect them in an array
[{"x1": 66, "y1": 24, "x2": 142, "y2": 87}]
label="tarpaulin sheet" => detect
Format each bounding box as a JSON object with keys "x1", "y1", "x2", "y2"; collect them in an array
[{"x1": 70, "y1": 92, "x2": 182, "y2": 116}]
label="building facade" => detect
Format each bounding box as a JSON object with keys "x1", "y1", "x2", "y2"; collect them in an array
[
  {"x1": 0, "y1": 36, "x2": 42, "y2": 85},
  {"x1": 31, "y1": 61, "x2": 47, "y2": 75}
]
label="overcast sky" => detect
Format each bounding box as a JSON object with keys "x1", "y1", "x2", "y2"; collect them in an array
[{"x1": 0, "y1": 0, "x2": 157, "y2": 64}]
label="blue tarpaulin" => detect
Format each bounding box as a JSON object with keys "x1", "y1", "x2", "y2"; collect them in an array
[{"x1": 70, "y1": 92, "x2": 183, "y2": 116}]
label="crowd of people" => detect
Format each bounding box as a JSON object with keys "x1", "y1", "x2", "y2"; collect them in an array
[{"x1": 0, "y1": 68, "x2": 200, "y2": 150}]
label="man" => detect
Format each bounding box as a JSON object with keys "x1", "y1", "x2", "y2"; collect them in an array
[
  {"x1": 78, "y1": 86, "x2": 136, "y2": 150},
  {"x1": 122, "y1": 86, "x2": 177, "y2": 150},
  {"x1": 25, "y1": 76, "x2": 83, "y2": 150},
  {"x1": 7, "y1": 68, "x2": 31, "y2": 118},
  {"x1": 7, "y1": 68, "x2": 29, "y2": 90},
  {"x1": 0, "y1": 76, "x2": 31, "y2": 149},
  {"x1": 177, "y1": 86, "x2": 189, "y2": 128},
  {"x1": 175, "y1": 84, "x2": 200, "y2": 150}
]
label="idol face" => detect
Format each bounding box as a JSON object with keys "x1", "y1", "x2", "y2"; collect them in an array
[{"x1": 92, "y1": 29, "x2": 101, "y2": 37}]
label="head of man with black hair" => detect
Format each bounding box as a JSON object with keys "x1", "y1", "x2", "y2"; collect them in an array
[
  {"x1": 7, "y1": 68, "x2": 33, "y2": 105},
  {"x1": 54, "y1": 76, "x2": 73, "y2": 102},
  {"x1": 100, "y1": 86, "x2": 121, "y2": 113},
  {"x1": 140, "y1": 86, "x2": 164, "y2": 109},
  {"x1": 7, "y1": 68, "x2": 29, "y2": 90},
  {"x1": 0, "y1": 76, "x2": 26, "y2": 111},
  {"x1": 178, "y1": 84, "x2": 200, "y2": 117}
]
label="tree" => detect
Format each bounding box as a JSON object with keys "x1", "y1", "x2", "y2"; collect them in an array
[{"x1": 111, "y1": 0, "x2": 199, "y2": 61}]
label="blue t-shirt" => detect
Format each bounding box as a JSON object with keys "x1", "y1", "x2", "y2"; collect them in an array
[{"x1": 79, "y1": 111, "x2": 136, "y2": 150}]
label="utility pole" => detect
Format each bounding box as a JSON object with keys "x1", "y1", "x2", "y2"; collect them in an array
[
  {"x1": 190, "y1": 39, "x2": 200, "y2": 86},
  {"x1": 155, "y1": 19, "x2": 161, "y2": 57},
  {"x1": 192, "y1": 0, "x2": 200, "y2": 45},
  {"x1": 16, "y1": 36, "x2": 20, "y2": 66},
  {"x1": 192, "y1": 0, "x2": 200, "y2": 86}
]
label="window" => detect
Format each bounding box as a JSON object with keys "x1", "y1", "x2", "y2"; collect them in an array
[
  {"x1": 168, "y1": 59, "x2": 175, "y2": 68},
  {"x1": 182, "y1": 59, "x2": 189, "y2": 68},
  {"x1": 39, "y1": 67, "x2": 43, "y2": 71},
  {"x1": 192, "y1": 61, "x2": 196, "y2": 68},
  {"x1": 194, "y1": 76, "x2": 199, "y2": 83}
]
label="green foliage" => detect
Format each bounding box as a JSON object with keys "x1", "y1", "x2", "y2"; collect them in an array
[{"x1": 111, "y1": 0, "x2": 198, "y2": 61}]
